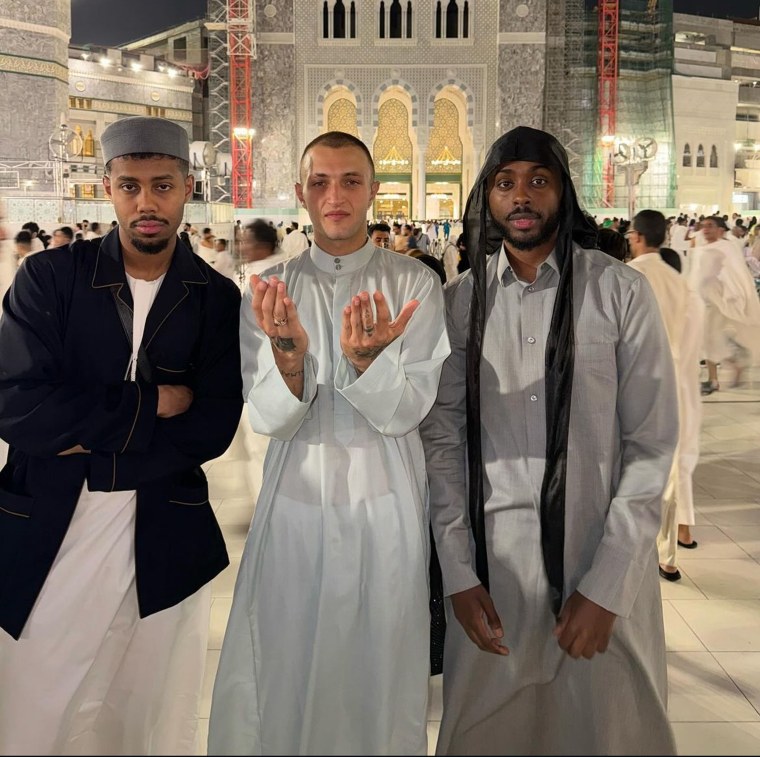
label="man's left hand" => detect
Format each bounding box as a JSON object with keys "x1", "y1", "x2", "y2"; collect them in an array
[
  {"x1": 57, "y1": 445, "x2": 90, "y2": 456},
  {"x1": 340, "y1": 290, "x2": 419, "y2": 374},
  {"x1": 553, "y1": 590, "x2": 616, "y2": 659}
]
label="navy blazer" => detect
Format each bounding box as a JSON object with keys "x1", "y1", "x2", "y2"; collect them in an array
[{"x1": 0, "y1": 230, "x2": 243, "y2": 639}]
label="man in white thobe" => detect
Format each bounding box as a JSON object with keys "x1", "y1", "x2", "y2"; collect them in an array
[
  {"x1": 421, "y1": 126, "x2": 677, "y2": 755},
  {"x1": 691, "y1": 216, "x2": 760, "y2": 393},
  {"x1": 209, "y1": 131, "x2": 450, "y2": 755},
  {"x1": 627, "y1": 210, "x2": 692, "y2": 580}
]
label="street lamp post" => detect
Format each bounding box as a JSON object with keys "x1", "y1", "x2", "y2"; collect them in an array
[{"x1": 612, "y1": 137, "x2": 657, "y2": 220}]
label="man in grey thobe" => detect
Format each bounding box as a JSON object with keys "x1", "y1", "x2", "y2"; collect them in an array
[{"x1": 421, "y1": 126, "x2": 678, "y2": 755}]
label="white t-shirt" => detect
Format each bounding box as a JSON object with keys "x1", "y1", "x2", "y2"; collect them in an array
[{"x1": 125, "y1": 273, "x2": 165, "y2": 382}]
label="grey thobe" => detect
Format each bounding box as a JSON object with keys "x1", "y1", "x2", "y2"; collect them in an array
[{"x1": 421, "y1": 244, "x2": 678, "y2": 756}]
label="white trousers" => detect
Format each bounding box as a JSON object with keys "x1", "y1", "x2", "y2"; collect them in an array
[{"x1": 0, "y1": 485, "x2": 210, "y2": 756}]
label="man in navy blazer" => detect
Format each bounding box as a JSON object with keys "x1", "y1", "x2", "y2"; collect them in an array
[{"x1": 0, "y1": 117, "x2": 242, "y2": 755}]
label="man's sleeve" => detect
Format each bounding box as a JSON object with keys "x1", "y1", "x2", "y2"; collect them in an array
[
  {"x1": 576, "y1": 275, "x2": 679, "y2": 618},
  {"x1": 419, "y1": 280, "x2": 480, "y2": 596},
  {"x1": 88, "y1": 281, "x2": 243, "y2": 490},
  {"x1": 0, "y1": 256, "x2": 157, "y2": 457},
  {"x1": 334, "y1": 271, "x2": 451, "y2": 437}
]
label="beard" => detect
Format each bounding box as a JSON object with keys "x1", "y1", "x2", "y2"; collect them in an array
[
  {"x1": 495, "y1": 206, "x2": 562, "y2": 251},
  {"x1": 128, "y1": 216, "x2": 172, "y2": 255}
]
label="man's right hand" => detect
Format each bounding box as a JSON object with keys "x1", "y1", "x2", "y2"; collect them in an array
[
  {"x1": 450, "y1": 584, "x2": 509, "y2": 656},
  {"x1": 157, "y1": 385, "x2": 194, "y2": 418}
]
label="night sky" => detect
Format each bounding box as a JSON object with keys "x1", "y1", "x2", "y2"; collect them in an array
[{"x1": 70, "y1": 0, "x2": 760, "y2": 47}]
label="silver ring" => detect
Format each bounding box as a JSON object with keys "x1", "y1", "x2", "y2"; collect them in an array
[
  {"x1": 273, "y1": 316, "x2": 288, "y2": 327},
  {"x1": 363, "y1": 326, "x2": 375, "y2": 335}
]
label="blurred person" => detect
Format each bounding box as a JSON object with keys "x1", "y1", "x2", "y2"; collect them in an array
[
  {"x1": 50, "y1": 226, "x2": 74, "y2": 248},
  {"x1": 195, "y1": 227, "x2": 216, "y2": 264},
  {"x1": 280, "y1": 220, "x2": 310, "y2": 258},
  {"x1": 20, "y1": 222, "x2": 44, "y2": 253}
]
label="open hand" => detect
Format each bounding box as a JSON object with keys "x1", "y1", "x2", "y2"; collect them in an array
[
  {"x1": 340, "y1": 290, "x2": 419, "y2": 374},
  {"x1": 251, "y1": 274, "x2": 308, "y2": 357}
]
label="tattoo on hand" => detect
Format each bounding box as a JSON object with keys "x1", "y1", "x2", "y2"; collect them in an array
[
  {"x1": 354, "y1": 346, "x2": 383, "y2": 359},
  {"x1": 280, "y1": 368, "x2": 304, "y2": 378},
  {"x1": 271, "y1": 336, "x2": 297, "y2": 352}
]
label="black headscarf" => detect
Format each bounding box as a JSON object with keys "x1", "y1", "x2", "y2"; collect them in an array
[{"x1": 464, "y1": 126, "x2": 597, "y2": 616}]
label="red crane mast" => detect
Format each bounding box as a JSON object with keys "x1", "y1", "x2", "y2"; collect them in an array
[
  {"x1": 227, "y1": 0, "x2": 255, "y2": 208},
  {"x1": 598, "y1": 0, "x2": 619, "y2": 207}
]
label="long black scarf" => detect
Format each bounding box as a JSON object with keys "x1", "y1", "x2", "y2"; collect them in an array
[{"x1": 463, "y1": 126, "x2": 597, "y2": 615}]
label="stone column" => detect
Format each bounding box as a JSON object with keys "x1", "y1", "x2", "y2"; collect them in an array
[
  {"x1": 416, "y1": 145, "x2": 427, "y2": 220},
  {"x1": 0, "y1": 1, "x2": 70, "y2": 166}
]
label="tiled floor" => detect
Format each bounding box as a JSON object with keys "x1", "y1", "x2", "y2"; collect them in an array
[{"x1": 199, "y1": 373, "x2": 760, "y2": 755}]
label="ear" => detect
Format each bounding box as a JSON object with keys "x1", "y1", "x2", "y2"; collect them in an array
[
  {"x1": 184, "y1": 173, "x2": 194, "y2": 201},
  {"x1": 294, "y1": 182, "x2": 305, "y2": 207},
  {"x1": 369, "y1": 180, "x2": 380, "y2": 206},
  {"x1": 103, "y1": 175, "x2": 112, "y2": 199}
]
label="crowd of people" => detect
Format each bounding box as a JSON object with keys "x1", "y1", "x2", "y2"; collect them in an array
[{"x1": 0, "y1": 116, "x2": 759, "y2": 756}]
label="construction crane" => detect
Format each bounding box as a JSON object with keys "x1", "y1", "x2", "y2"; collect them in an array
[
  {"x1": 227, "y1": 0, "x2": 256, "y2": 208},
  {"x1": 597, "y1": 0, "x2": 619, "y2": 207}
]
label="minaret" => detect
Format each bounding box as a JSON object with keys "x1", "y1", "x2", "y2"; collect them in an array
[{"x1": 0, "y1": 1, "x2": 71, "y2": 160}]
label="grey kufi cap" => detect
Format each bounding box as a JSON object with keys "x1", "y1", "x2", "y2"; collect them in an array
[{"x1": 100, "y1": 116, "x2": 190, "y2": 164}]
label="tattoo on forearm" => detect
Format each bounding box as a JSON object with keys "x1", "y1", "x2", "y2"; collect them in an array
[
  {"x1": 353, "y1": 346, "x2": 383, "y2": 359},
  {"x1": 271, "y1": 336, "x2": 297, "y2": 352},
  {"x1": 279, "y1": 368, "x2": 304, "y2": 378}
]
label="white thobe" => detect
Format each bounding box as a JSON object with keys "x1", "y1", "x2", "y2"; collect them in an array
[
  {"x1": 628, "y1": 254, "x2": 689, "y2": 568},
  {"x1": 0, "y1": 276, "x2": 210, "y2": 756},
  {"x1": 689, "y1": 237, "x2": 760, "y2": 362},
  {"x1": 422, "y1": 245, "x2": 677, "y2": 756},
  {"x1": 208, "y1": 240, "x2": 450, "y2": 756}
]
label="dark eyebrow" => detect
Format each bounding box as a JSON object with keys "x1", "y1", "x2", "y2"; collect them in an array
[{"x1": 115, "y1": 174, "x2": 176, "y2": 182}]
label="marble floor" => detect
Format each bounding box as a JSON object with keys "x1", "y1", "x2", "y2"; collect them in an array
[{"x1": 199, "y1": 374, "x2": 760, "y2": 755}]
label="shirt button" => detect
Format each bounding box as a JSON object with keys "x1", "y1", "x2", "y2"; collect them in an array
[
  {"x1": 527, "y1": 286, "x2": 535, "y2": 292},
  {"x1": 530, "y1": 394, "x2": 538, "y2": 402},
  {"x1": 527, "y1": 337, "x2": 536, "y2": 344}
]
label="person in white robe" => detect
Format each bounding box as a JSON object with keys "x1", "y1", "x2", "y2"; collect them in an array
[
  {"x1": 421, "y1": 126, "x2": 677, "y2": 756},
  {"x1": 627, "y1": 211, "x2": 691, "y2": 580},
  {"x1": 690, "y1": 216, "x2": 760, "y2": 393},
  {"x1": 208, "y1": 131, "x2": 450, "y2": 756}
]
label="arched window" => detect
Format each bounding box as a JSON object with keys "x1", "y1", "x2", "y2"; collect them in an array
[
  {"x1": 323, "y1": 0, "x2": 357, "y2": 39},
  {"x1": 682, "y1": 143, "x2": 691, "y2": 167},
  {"x1": 446, "y1": 0, "x2": 458, "y2": 38},
  {"x1": 696, "y1": 144, "x2": 705, "y2": 168},
  {"x1": 435, "y1": 0, "x2": 468, "y2": 39},
  {"x1": 710, "y1": 144, "x2": 718, "y2": 168},
  {"x1": 390, "y1": 0, "x2": 402, "y2": 37},
  {"x1": 334, "y1": 0, "x2": 346, "y2": 38},
  {"x1": 378, "y1": 0, "x2": 412, "y2": 39}
]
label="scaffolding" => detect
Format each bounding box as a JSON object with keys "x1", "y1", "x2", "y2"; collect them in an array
[
  {"x1": 545, "y1": 0, "x2": 676, "y2": 214},
  {"x1": 207, "y1": 0, "x2": 231, "y2": 203},
  {"x1": 543, "y1": 0, "x2": 597, "y2": 204}
]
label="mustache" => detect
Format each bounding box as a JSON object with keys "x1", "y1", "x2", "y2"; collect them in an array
[
  {"x1": 506, "y1": 208, "x2": 542, "y2": 221},
  {"x1": 130, "y1": 216, "x2": 169, "y2": 227}
]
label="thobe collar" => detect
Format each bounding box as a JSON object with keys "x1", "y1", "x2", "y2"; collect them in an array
[
  {"x1": 310, "y1": 236, "x2": 375, "y2": 275},
  {"x1": 496, "y1": 244, "x2": 559, "y2": 289}
]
